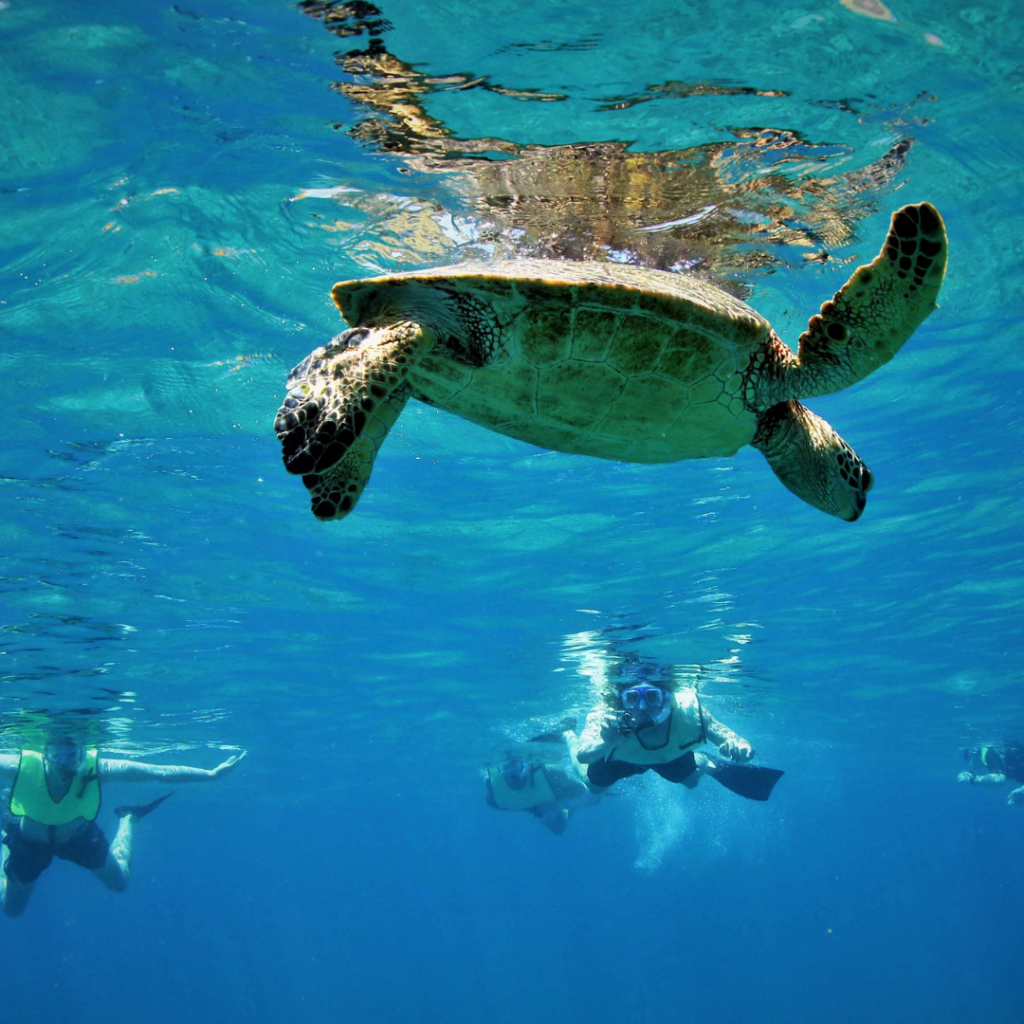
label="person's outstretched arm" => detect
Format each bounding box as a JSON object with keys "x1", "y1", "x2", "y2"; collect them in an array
[
  {"x1": 575, "y1": 709, "x2": 619, "y2": 764},
  {"x1": 957, "y1": 770, "x2": 1006, "y2": 787},
  {"x1": 0, "y1": 754, "x2": 20, "y2": 782},
  {"x1": 1008, "y1": 785, "x2": 1024, "y2": 806},
  {"x1": 99, "y1": 750, "x2": 246, "y2": 783},
  {"x1": 700, "y1": 707, "x2": 754, "y2": 761}
]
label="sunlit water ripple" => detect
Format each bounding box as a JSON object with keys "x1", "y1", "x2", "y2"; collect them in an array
[{"x1": 1, "y1": 0, "x2": 1022, "y2": 782}]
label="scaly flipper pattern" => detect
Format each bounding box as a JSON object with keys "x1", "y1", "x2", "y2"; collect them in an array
[
  {"x1": 299, "y1": 392, "x2": 407, "y2": 519},
  {"x1": 790, "y1": 201, "x2": 947, "y2": 398},
  {"x1": 275, "y1": 322, "x2": 432, "y2": 519},
  {"x1": 752, "y1": 399, "x2": 873, "y2": 521}
]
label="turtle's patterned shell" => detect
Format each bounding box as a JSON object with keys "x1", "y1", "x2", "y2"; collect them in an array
[{"x1": 333, "y1": 260, "x2": 776, "y2": 462}]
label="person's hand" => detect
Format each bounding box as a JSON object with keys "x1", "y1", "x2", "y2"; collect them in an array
[
  {"x1": 1008, "y1": 787, "x2": 1024, "y2": 806},
  {"x1": 599, "y1": 713, "x2": 623, "y2": 743},
  {"x1": 212, "y1": 750, "x2": 247, "y2": 778},
  {"x1": 719, "y1": 737, "x2": 753, "y2": 762},
  {"x1": 957, "y1": 771, "x2": 973, "y2": 784}
]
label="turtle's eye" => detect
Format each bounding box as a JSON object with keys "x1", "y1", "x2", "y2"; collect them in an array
[{"x1": 341, "y1": 327, "x2": 372, "y2": 349}]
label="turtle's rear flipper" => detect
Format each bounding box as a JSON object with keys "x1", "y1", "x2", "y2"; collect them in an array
[
  {"x1": 753, "y1": 400, "x2": 872, "y2": 521},
  {"x1": 793, "y1": 202, "x2": 947, "y2": 398},
  {"x1": 275, "y1": 323, "x2": 431, "y2": 521}
]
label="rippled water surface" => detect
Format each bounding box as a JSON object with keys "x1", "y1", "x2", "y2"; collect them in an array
[{"x1": 1, "y1": 0, "x2": 1023, "y2": 1021}]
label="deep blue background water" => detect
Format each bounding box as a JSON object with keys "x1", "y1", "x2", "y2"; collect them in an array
[{"x1": 1, "y1": 0, "x2": 1023, "y2": 1021}]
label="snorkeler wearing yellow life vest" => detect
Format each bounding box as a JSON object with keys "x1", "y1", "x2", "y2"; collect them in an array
[
  {"x1": 485, "y1": 724, "x2": 602, "y2": 835},
  {"x1": 571, "y1": 667, "x2": 783, "y2": 800},
  {"x1": 0, "y1": 736, "x2": 246, "y2": 917},
  {"x1": 958, "y1": 743, "x2": 1024, "y2": 807}
]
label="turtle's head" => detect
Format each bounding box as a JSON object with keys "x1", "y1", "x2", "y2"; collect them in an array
[
  {"x1": 334, "y1": 278, "x2": 463, "y2": 349},
  {"x1": 276, "y1": 320, "x2": 434, "y2": 521},
  {"x1": 753, "y1": 401, "x2": 873, "y2": 521},
  {"x1": 333, "y1": 272, "x2": 503, "y2": 368}
]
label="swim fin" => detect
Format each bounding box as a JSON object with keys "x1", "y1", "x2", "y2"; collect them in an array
[
  {"x1": 527, "y1": 718, "x2": 578, "y2": 744},
  {"x1": 707, "y1": 760, "x2": 784, "y2": 801},
  {"x1": 114, "y1": 791, "x2": 174, "y2": 821},
  {"x1": 533, "y1": 806, "x2": 572, "y2": 835}
]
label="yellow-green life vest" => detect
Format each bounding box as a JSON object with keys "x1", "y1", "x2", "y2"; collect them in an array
[
  {"x1": 978, "y1": 746, "x2": 1009, "y2": 774},
  {"x1": 603, "y1": 688, "x2": 706, "y2": 766},
  {"x1": 10, "y1": 749, "x2": 101, "y2": 825},
  {"x1": 487, "y1": 765, "x2": 557, "y2": 811}
]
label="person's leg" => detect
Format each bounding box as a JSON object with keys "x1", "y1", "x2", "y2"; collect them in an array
[
  {"x1": 585, "y1": 759, "x2": 647, "y2": 789},
  {"x1": 47, "y1": 819, "x2": 124, "y2": 893},
  {"x1": 90, "y1": 793, "x2": 172, "y2": 892},
  {"x1": 682, "y1": 751, "x2": 715, "y2": 788},
  {"x1": 1, "y1": 830, "x2": 42, "y2": 917},
  {"x1": 651, "y1": 751, "x2": 699, "y2": 785},
  {"x1": 1, "y1": 863, "x2": 36, "y2": 916},
  {"x1": 533, "y1": 805, "x2": 572, "y2": 835},
  {"x1": 92, "y1": 815, "x2": 132, "y2": 892}
]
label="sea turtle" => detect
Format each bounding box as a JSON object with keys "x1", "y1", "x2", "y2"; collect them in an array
[{"x1": 275, "y1": 201, "x2": 947, "y2": 522}]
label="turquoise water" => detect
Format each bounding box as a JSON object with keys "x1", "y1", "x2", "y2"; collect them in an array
[{"x1": 1, "y1": 0, "x2": 1023, "y2": 1020}]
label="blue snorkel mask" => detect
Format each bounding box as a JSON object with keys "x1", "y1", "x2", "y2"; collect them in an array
[
  {"x1": 618, "y1": 683, "x2": 672, "y2": 730},
  {"x1": 620, "y1": 684, "x2": 666, "y2": 711}
]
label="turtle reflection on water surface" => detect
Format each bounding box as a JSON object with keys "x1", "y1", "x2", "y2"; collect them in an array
[{"x1": 274, "y1": 202, "x2": 947, "y2": 523}]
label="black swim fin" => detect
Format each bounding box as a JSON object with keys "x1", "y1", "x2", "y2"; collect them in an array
[
  {"x1": 115, "y1": 791, "x2": 173, "y2": 821},
  {"x1": 528, "y1": 718, "x2": 578, "y2": 744},
  {"x1": 708, "y1": 760, "x2": 784, "y2": 801}
]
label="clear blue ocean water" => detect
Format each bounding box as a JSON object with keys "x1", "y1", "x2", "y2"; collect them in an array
[{"x1": 1, "y1": 0, "x2": 1022, "y2": 1020}]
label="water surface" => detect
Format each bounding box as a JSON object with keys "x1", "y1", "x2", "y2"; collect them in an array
[{"x1": 1, "y1": 0, "x2": 1022, "y2": 1021}]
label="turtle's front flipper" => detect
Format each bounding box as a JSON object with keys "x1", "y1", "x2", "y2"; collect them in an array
[
  {"x1": 791, "y1": 202, "x2": 947, "y2": 398},
  {"x1": 298, "y1": 391, "x2": 407, "y2": 520},
  {"x1": 275, "y1": 322, "x2": 432, "y2": 521},
  {"x1": 752, "y1": 400, "x2": 873, "y2": 521}
]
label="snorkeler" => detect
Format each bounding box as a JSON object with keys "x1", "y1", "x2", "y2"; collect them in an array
[
  {"x1": 485, "y1": 724, "x2": 602, "y2": 835},
  {"x1": 0, "y1": 737, "x2": 246, "y2": 917},
  {"x1": 570, "y1": 664, "x2": 783, "y2": 800},
  {"x1": 958, "y1": 743, "x2": 1024, "y2": 806}
]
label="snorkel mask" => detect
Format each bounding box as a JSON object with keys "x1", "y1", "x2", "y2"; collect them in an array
[
  {"x1": 44, "y1": 737, "x2": 84, "y2": 773},
  {"x1": 618, "y1": 684, "x2": 671, "y2": 730},
  {"x1": 500, "y1": 758, "x2": 531, "y2": 790}
]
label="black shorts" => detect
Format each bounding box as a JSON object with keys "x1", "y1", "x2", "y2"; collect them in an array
[
  {"x1": 3, "y1": 820, "x2": 111, "y2": 884},
  {"x1": 586, "y1": 751, "x2": 697, "y2": 789}
]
